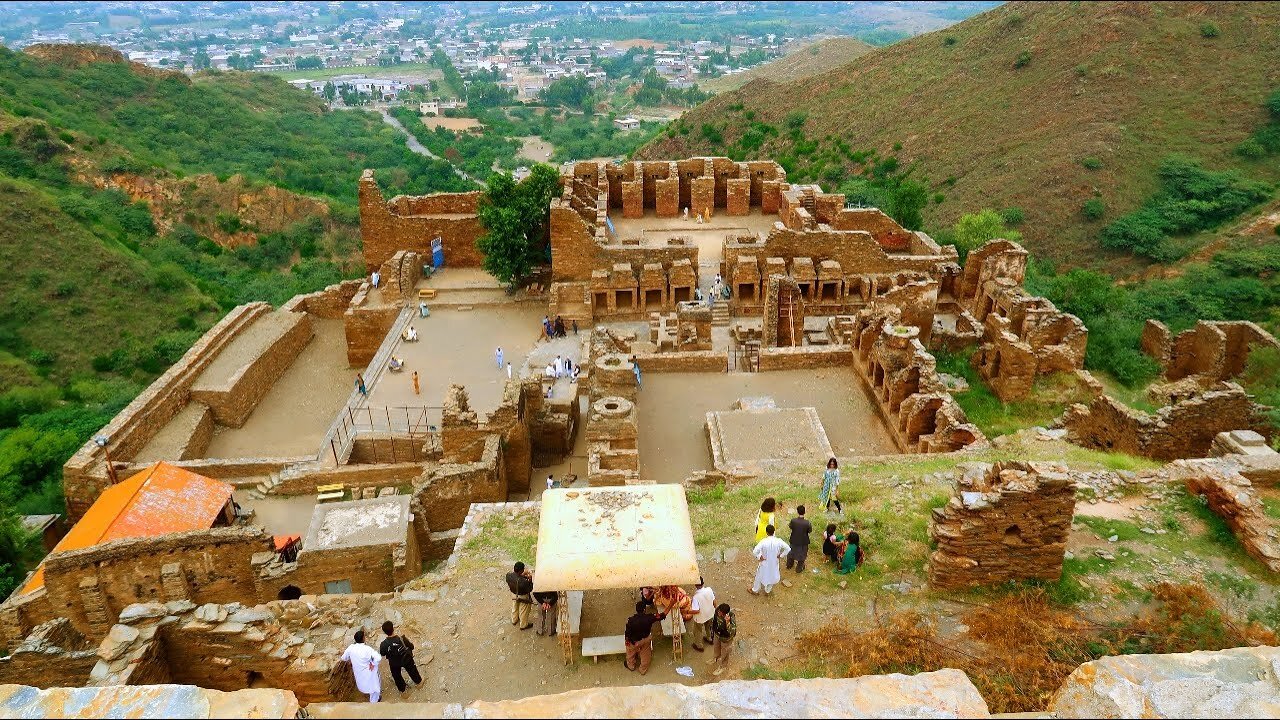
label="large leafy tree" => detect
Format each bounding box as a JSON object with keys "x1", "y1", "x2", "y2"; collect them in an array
[{"x1": 477, "y1": 164, "x2": 561, "y2": 285}]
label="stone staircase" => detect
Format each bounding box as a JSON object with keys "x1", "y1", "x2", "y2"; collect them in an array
[
  {"x1": 246, "y1": 472, "x2": 283, "y2": 500},
  {"x1": 711, "y1": 301, "x2": 730, "y2": 327}
]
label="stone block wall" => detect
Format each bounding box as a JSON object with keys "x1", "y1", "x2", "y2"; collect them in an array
[
  {"x1": 1172, "y1": 459, "x2": 1280, "y2": 571},
  {"x1": 927, "y1": 462, "x2": 1075, "y2": 589},
  {"x1": 359, "y1": 170, "x2": 483, "y2": 270},
  {"x1": 29, "y1": 527, "x2": 271, "y2": 644},
  {"x1": 655, "y1": 176, "x2": 679, "y2": 217},
  {"x1": 343, "y1": 286, "x2": 403, "y2": 368},
  {"x1": 1063, "y1": 384, "x2": 1272, "y2": 461},
  {"x1": 376, "y1": 250, "x2": 424, "y2": 307},
  {"x1": 190, "y1": 311, "x2": 313, "y2": 428},
  {"x1": 281, "y1": 280, "x2": 362, "y2": 319},
  {"x1": 0, "y1": 619, "x2": 95, "y2": 688},
  {"x1": 62, "y1": 303, "x2": 272, "y2": 521},
  {"x1": 726, "y1": 178, "x2": 750, "y2": 216},
  {"x1": 411, "y1": 433, "x2": 507, "y2": 542},
  {"x1": 621, "y1": 179, "x2": 643, "y2": 219},
  {"x1": 758, "y1": 345, "x2": 851, "y2": 371},
  {"x1": 1148, "y1": 320, "x2": 1280, "y2": 388},
  {"x1": 850, "y1": 308, "x2": 986, "y2": 454},
  {"x1": 690, "y1": 176, "x2": 715, "y2": 219}
]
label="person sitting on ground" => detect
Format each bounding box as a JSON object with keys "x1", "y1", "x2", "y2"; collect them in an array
[
  {"x1": 822, "y1": 523, "x2": 840, "y2": 565},
  {"x1": 835, "y1": 531, "x2": 862, "y2": 575},
  {"x1": 570, "y1": 363, "x2": 581, "y2": 383},
  {"x1": 694, "y1": 287, "x2": 703, "y2": 302},
  {"x1": 544, "y1": 361, "x2": 557, "y2": 378},
  {"x1": 402, "y1": 326, "x2": 418, "y2": 342},
  {"x1": 419, "y1": 301, "x2": 430, "y2": 318},
  {"x1": 388, "y1": 355, "x2": 404, "y2": 371}
]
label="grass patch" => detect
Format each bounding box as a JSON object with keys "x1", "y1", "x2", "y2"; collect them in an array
[
  {"x1": 932, "y1": 348, "x2": 1092, "y2": 436},
  {"x1": 1205, "y1": 570, "x2": 1259, "y2": 600}
]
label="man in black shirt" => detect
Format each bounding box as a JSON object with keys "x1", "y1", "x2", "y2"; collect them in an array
[
  {"x1": 379, "y1": 621, "x2": 422, "y2": 693},
  {"x1": 623, "y1": 601, "x2": 665, "y2": 675},
  {"x1": 533, "y1": 588, "x2": 558, "y2": 636},
  {"x1": 786, "y1": 504, "x2": 813, "y2": 573},
  {"x1": 505, "y1": 561, "x2": 534, "y2": 630}
]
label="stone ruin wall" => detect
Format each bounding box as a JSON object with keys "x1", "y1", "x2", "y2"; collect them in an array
[
  {"x1": 1, "y1": 527, "x2": 272, "y2": 650},
  {"x1": 61, "y1": 303, "x2": 274, "y2": 521},
  {"x1": 1171, "y1": 458, "x2": 1280, "y2": 572},
  {"x1": 1143, "y1": 319, "x2": 1280, "y2": 392},
  {"x1": 927, "y1": 462, "x2": 1075, "y2": 589},
  {"x1": 1062, "y1": 384, "x2": 1273, "y2": 461},
  {"x1": 358, "y1": 169, "x2": 484, "y2": 270},
  {"x1": 0, "y1": 619, "x2": 96, "y2": 689},
  {"x1": 847, "y1": 308, "x2": 986, "y2": 454},
  {"x1": 190, "y1": 311, "x2": 314, "y2": 429}
]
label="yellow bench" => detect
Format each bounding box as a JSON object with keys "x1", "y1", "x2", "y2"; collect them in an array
[
  {"x1": 316, "y1": 484, "x2": 345, "y2": 503},
  {"x1": 418, "y1": 288, "x2": 437, "y2": 300}
]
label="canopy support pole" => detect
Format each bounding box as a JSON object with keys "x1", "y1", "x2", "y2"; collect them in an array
[{"x1": 557, "y1": 590, "x2": 572, "y2": 665}]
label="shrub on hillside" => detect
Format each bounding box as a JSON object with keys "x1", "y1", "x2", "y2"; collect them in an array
[
  {"x1": 1081, "y1": 156, "x2": 1103, "y2": 170},
  {"x1": 943, "y1": 35, "x2": 958, "y2": 46},
  {"x1": 1100, "y1": 155, "x2": 1272, "y2": 259},
  {"x1": 1014, "y1": 51, "x2": 1032, "y2": 69},
  {"x1": 784, "y1": 111, "x2": 807, "y2": 130},
  {"x1": 1000, "y1": 207, "x2": 1025, "y2": 225},
  {"x1": 1082, "y1": 198, "x2": 1105, "y2": 221},
  {"x1": 951, "y1": 209, "x2": 1022, "y2": 262},
  {"x1": 1200, "y1": 22, "x2": 1220, "y2": 38}
]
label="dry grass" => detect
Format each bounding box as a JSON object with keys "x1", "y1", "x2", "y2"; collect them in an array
[{"x1": 796, "y1": 583, "x2": 1276, "y2": 713}]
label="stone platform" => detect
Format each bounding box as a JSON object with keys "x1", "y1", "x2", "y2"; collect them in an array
[{"x1": 706, "y1": 397, "x2": 834, "y2": 473}]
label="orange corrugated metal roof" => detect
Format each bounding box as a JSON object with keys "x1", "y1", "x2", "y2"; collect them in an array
[{"x1": 19, "y1": 462, "x2": 232, "y2": 596}]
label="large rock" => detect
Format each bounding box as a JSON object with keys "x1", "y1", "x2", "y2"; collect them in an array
[
  {"x1": 0, "y1": 684, "x2": 299, "y2": 719},
  {"x1": 1049, "y1": 646, "x2": 1280, "y2": 718},
  {"x1": 465, "y1": 671, "x2": 989, "y2": 718}
]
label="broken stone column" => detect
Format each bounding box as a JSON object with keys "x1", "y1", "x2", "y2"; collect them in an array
[{"x1": 927, "y1": 462, "x2": 1075, "y2": 589}]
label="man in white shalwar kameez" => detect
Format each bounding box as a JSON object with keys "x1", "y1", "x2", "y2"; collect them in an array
[
  {"x1": 750, "y1": 524, "x2": 790, "y2": 595},
  {"x1": 340, "y1": 630, "x2": 384, "y2": 702}
]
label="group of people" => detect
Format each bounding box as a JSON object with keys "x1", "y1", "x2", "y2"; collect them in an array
[
  {"x1": 748, "y1": 457, "x2": 862, "y2": 594},
  {"x1": 339, "y1": 621, "x2": 424, "y2": 703},
  {"x1": 543, "y1": 355, "x2": 579, "y2": 382},
  {"x1": 504, "y1": 562, "x2": 739, "y2": 678},
  {"x1": 540, "y1": 314, "x2": 576, "y2": 342}
]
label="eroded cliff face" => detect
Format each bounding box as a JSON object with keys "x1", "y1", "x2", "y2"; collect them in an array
[
  {"x1": 22, "y1": 43, "x2": 188, "y2": 82},
  {"x1": 84, "y1": 171, "x2": 334, "y2": 246}
]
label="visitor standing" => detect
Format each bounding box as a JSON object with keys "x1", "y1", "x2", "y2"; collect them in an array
[
  {"x1": 533, "y1": 587, "x2": 558, "y2": 636},
  {"x1": 339, "y1": 630, "x2": 382, "y2": 703},
  {"x1": 786, "y1": 505, "x2": 812, "y2": 573},
  {"x1": 623, "y1": 601, "x2": 665, "y2": 675},
  {"x1": 689, "y1": 577, "x2": 716, "y2": 652},
  {"x1": 572, "y1": 319, "x2": 579, "y2": 335},
  {"x1": 412, "y1": 371, "x2": 420, "y2": 396},
  {"x1": 709, "y1": 603, "x2": 736, "y2": 676},
  {"x1": 355, "y1": 373, "x2": 367, "y2": 397},
  {"x1": 821, "y1": 458, "x2": 843, "y2": 514},
  {"x1": 633, "y1": 360, "x2": 642, "y2": 389},
  {"x1": 371, "y1": 270, "x2": 381, "y2": 289},
  {"x1": 554, "y1": 315, "x2": 566, "y2": 338},
  {"x1": 379, "y1": 621, "x2": 422, "y2": 694},
  {"x1": 506, "y1": 561, "x2": 534, "y2": 630},
  {"x1": 496, "y1": 346, "x2": 504, "y2": 369},
  {"x1": 506, "y1": 362, "x2": 513, "y2": 379},
  {"x1": 750, "y1": 524, "x2": 790, "y2": 596},
  {"x1": 754, "y1": 497, "x2": 777, "y2": 544},
  {"x1": 541, "y1": 316, "x2": 553, "y2": 343}
]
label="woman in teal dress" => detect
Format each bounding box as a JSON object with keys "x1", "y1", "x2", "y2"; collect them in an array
[{"x1": 835, "y1": 531, "x2": 861, "y2": 575}]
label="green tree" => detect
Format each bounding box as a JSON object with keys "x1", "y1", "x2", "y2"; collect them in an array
[
  {"x1": 477, "y1": 164, "x2": 561, "y2": 285},
  {"x1": 885, "y1": 179, "x2": 928, "y2": 231},
  {"x1": 0, "y1": 508, "x2": 39, "y2": 600},
  {"x1": 953, "y1": 209, "x2": 1023, "y2": 260},
  {"x1": 541, "y1": 76, "x2": 594, "y2": 113}
]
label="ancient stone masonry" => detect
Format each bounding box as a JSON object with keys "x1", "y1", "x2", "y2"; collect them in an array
[
  {"x1": 358, "y1": 169, "x2": 484, "y2": 270},
  {"x1": 0, "y1": 684, "x2": 299, "y2": 719},
  {"x1": 1062, "y1": 384, "x2": 1273, "y2": 461},
  {"x1": 1143, "y1": 319, "x2": 1280, "y2": 402},
  {"x1": 1170, "y1": 458, "x2": 1280, "y2": 572},
  {"x1": 927, "y1": 462, "x2": 1075, "y2": 589},
  {"x1": 550, "y1": 157, "x2": 965, "y2": 327},
  {"x1": 0, "y1": 619, "x2": 96, "y2": 689},
  {"x1": 849, "y1": 308, "x2": 986, "y2": 454}
]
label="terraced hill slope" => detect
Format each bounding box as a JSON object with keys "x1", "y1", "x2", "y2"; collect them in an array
[{"x1": 700, "y1": 36, "x2": 876, "y2": 94}]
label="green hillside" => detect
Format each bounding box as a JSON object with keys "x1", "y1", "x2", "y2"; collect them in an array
[
  {"x1": 0, "y1": 45, "x2": 482, "y2": 590},
  {"x1": 700, "y1": 36, "x2": 876, "y2": 94},
  {"x1": 639, "y1": 1, "x2": 1280, "y2": 271}
]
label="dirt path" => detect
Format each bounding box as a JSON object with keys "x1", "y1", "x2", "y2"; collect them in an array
[{"x1": 377, "y1": 110, "x2": 486, "y2": 188}]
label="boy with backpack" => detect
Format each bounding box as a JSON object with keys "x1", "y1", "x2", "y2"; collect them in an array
[{"x1": 379, "y1": 621, "x2": 422, "y2": 693}]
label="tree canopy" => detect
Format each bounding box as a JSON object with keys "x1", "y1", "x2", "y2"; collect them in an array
[{"x1": 477, "y1": 164, "x2": 561, "y2": 285}]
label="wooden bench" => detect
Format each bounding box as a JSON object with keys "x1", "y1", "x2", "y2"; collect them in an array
[
  {"x1": 418, "y1": 288, "x2": 437, "y2": 300},
  {"x1": 580, "y1": 634, "x2": 626, "y2": 663},
  {"x1": 316, "y1": 483, "x2": 345, "y2": 503}
]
